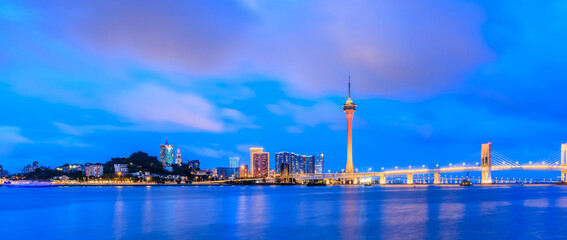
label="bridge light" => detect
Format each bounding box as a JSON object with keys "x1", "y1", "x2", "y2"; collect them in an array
[
  {"x1": 409, "y1": 165, "x2": 412, "y2": 169},
  {"x1": 422, "y1": 165, "x2": 425, "y2": 168},
  {"x1": 395, "y1": 166, "x2": 398, "y2": 170}
]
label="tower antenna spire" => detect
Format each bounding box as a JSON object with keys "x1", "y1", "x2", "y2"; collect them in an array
[{"x1": 348, "y1": 73, "x2": 351, "y2": 99}]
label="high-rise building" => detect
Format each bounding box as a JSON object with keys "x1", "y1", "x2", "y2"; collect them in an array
[
  {"x1": 229, "y1": 157, "x2": 240, "y2": 168},
  {"x1": 252, "y1": 152, "x2": 269, "y2": 178},
  {"x1": 314, "y1": 153, "x2": 324, "y2": 174},
  {"x1": 343, "y1": 76, "x2": 357, "y2": 173},
  {"x1": 188, "y1": 160, "x2": 200, "y2": 169},
  {"x1": 85, "y1": 164, "x2": 104, "y2": 177},
  {"x1": 250, "y1": 148, "x2": 263, "y2": 176},
  {"x1": 217, "y1": 167, "x2": 239, "y2": 180},
  {"x1": 32, "y1": 161, "x2": 39, "y2": 169},
  {"x1": 275, "y1": 152, "x2": 290, "y2": 174},
  {"x1": 160, "y1": 138, "x2": 174, "y2": 165},
  {"x1": 290, "y1": 153, "x2": 302, "y2": 174},
  {"x1": 175, "y1": 149, "x2": 182, "y2": 165},
  {"x1": 240, "y1": 165, "x2": 249, "y2": 178},
  {"x1": 305, "y1": 155, "x2": 315, "y2": 174},
  {"x1": 280, "y1": 163, "x2": 290, "y2": 183}
]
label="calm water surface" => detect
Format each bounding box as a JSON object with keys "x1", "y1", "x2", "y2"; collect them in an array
[{"x1": 2, "y1": 185, "x2": 567, "y2": 239}]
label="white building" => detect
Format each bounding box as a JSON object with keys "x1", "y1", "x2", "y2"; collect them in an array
[{"x1": 86, "y1": 165, "x2": 104, "y2": 177}]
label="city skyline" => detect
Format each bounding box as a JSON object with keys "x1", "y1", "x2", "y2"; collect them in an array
[{"x1": 1, "y1": 1, "x2": 567, "y2": 180}]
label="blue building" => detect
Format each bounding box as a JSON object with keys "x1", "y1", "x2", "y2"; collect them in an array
[
  {"x1": 217, "y1": 167, "x2": 238, "y2": 180},
  {"x1": 314, "y1": 153, "x2": 324, "y2": 174},
  {"x1": 229, "y1": 157, "x2": 240, "y2": 168},
  {"x1": 277, "y1": 152, "x2": 324, "y2": 174},
  {"x1": 305, "y1": 155, "x2": 315, "y2": 174},
  {"x1": 275, "y1": 152, "x2": 290, "y2": 174}
]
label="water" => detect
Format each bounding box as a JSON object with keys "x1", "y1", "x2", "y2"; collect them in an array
[{"x1": 2, "y1": 185, "x2": 567, "y2": 239}]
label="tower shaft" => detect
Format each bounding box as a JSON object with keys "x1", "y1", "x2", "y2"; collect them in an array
[{"x1": 345, "y1": 110, "x2": 355, "y2": 173}]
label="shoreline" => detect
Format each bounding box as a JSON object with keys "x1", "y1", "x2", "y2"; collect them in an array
[{"x1": 2, "y1": 183, "x2": 563, "y2": 188}]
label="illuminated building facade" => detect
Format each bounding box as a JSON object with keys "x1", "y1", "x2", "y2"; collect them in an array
[
  {"x1": 160, "y1": 138, "x2": 174, "y2": 165},
  {"x1": 175, "y1": 149, "x2": 182, "y2": 165},
  {"x1": 305, "y1": 155, "x2": 315, "y2": 173},
  {"x1": 252, "y1": 152, "x2": 269, "y2": 177},
  {"x1": 249, "y1": 148, "x2": 263, "y2": 176},
  {"x1": 343, "y1": 77, "x2": 356, "y2": 173},
  {"x1": 240, "y1": 165, "x2": 249, "y2": 178},
  {"x1": 217, "y1": 167, "x2": 238, "y2": 180},
  {"x1": 85, "y1": 164, "x2": 104, "y2": 177},
  {"x1": 314, "y1": 153, "x2": 324, "y2": 174},
  {"x1": 275, "y1": 152, "x2": 290, "y2": 174},
  {"x1": 291, "y1": 153, "x2": 305, "y2": 174},
  {"x1": 280, "y1": 163, "x2": 290, "y2": 183},
  {"x1": 229, "y1": 157, "x2": 240, "y2": 168}
]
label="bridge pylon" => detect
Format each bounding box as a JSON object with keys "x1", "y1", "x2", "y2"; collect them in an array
[
  {"x1": 379, "y1": 174, "x2": 387, "y2": 185},
  {"x1": 407, "y1": 174, "x2": 413, "y2": 185},
  {"x1": 481, "y1": 142, "x2": 493, "y2": 184},
  {"x1": 434, "y1": 172, "x2": 440, "y2": 185},
  {"x1": 562, "y1": 143, "x2": 567, "y2": 182}
]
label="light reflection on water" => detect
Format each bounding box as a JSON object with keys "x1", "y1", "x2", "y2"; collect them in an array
[{"x1": 2, "y1": 185, "x2": 567, "y2": 239}]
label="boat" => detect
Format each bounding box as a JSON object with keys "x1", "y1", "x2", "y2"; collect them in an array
[
  {"x1": 306, "y1": 182, "x2": 326, "y2": 187},
  {"x1": 460, "y1": 180, "x2": 473, "y2": 186},
  {"x1": 364, "y1": 182, "x2": 374, "y2": 186},
  {"x1": 460, "y1": 172, "x2": 473, "y2": 186}
]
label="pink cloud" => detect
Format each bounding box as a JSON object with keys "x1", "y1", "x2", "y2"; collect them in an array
[{"x1": 25, "y1": 1, "x2": 493, "y2": 100}]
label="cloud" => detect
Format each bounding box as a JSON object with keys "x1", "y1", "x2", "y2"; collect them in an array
[
  {"x1": 267, "y1": 100, "x2": 345, "y2": 132},
  {"x1": 50, "y1": 137, "x2": 93, "y2": 148},
  {"x1": 53, "y1": 122, "x2": 122, "y2": 136},
  {"x1": 9, "y1": 0, "x2": 493, "y2": 101},
  {"x1": 0, "y1": 126, "x2": 32, "y2": 155},
  {"x1": 103, "y1": 83, "x2": 255, "y2": 132}
]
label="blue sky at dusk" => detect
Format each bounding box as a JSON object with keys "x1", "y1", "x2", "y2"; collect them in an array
[{"x1": 1, "y1": 0, "x2": 567, "y2": 177}]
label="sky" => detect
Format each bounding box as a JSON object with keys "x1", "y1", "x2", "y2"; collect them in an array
[{"x1": 1, "y1": 0, "x2": 567, "y2": 178}]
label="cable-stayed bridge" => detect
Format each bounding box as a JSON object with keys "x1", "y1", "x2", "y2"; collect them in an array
[{"x1": 291, "y1": 143, "x2": 567, "y2": 184}]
